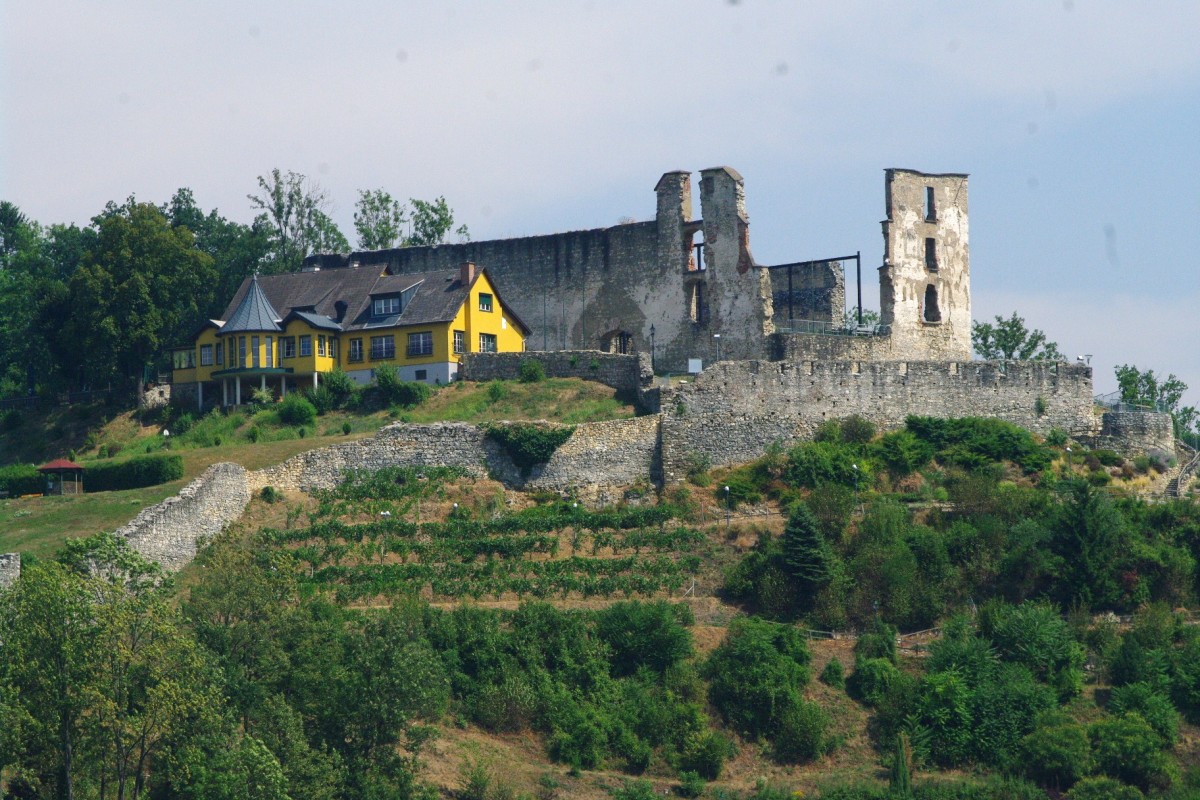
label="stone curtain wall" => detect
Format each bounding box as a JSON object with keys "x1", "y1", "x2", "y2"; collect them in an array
[
  {"x1": 659, "y1": 359, "x2": 1096, "y2": 481},
  {"x1": 114, "y1": 463, "x2": 251, "y2": 571},
  {"x1": 461, "y1": 351, "x2": 657, "y2": 409},
  {"x1": 249, "y1": 419, "x2": 662, "y2": 495},
  {"x1": 1098, "y1": 411, "x2": 1176, "y2": 457},
  {"x1": 0, "y1": 553, "x2": 20, "y2": 589}
]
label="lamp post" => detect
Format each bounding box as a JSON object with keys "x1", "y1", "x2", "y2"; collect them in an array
[
  {"x1": 649, "y1": 324, "x2": 656, "y2": 373},
  {"x1": 852, "y1": 463, "x2": 860, "y2": 510},
  {"x1": 713, "y1": 333, "x2": 722, "y2": 363},
  {"x1": 724, "y1": 485, "x2": 731, "y2": 532}
]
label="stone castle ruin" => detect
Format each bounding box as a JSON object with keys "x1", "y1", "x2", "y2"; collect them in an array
[
  {"x1": 0, "y1": 167, "x2": 1182, "y2": 587},
  {"x1": 306, "y1": 167, "x2": 973, "y2": 371}
]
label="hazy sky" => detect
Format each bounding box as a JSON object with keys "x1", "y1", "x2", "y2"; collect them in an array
[{"x1": 3, "y1": 2, "x2": 1198, "y2": 402}]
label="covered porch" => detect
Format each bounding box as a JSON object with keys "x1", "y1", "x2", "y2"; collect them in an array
[{"x1": 207, "y1": 367, "x2": 319, "y2": 408}]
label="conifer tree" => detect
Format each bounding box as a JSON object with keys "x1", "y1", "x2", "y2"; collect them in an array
[{"x1": 781, "y1": 502, "x2": 837, "y2": 597}]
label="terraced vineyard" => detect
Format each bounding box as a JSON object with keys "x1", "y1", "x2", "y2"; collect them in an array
[{"x1": 260, "y1": 466, "x2": 706, "y2": 603}]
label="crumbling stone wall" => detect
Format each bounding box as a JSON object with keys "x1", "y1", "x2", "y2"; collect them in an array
[
  {"x1": 249, "y1": 419, "x2": 662, "y2": 495},
  {"x1": 659, "y1": 359, "x2": 1096, "y2": 482},
  {"x1": 1097, "y1": 411, "x2": 1175, "y2": 458},
  {"x1": 114, "y1": 463, "x2": 251, "y2": 571},
  {"x1": 460, "y1": 351, "x2": 657, "y2": 410},
  {"x1": 526, "y1": 416, "x2": 661, "y2": 495},
  {"x1": 0, "y1": 553, "x2": 20, "y2": 589},
  {"x1": 770, "y1": 260, "x2": 845, "y2": 329}
]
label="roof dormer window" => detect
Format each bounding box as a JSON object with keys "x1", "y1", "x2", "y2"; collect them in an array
[{"x1": 373, "y1": 296, "x2": 401, "y2": 317}]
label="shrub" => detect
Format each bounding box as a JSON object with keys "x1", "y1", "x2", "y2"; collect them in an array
[
  {"x1": 519, "y1": 359, "x2": 546, "y2": 383},
  {"x1": 374, "y1": 364, "x2": 432, "y2": 408},
  {"x1": 846, "y1": 658, "x2": 901, "y2": 707},
  {"x1": 84, "y1": 454, "x2": 183, "y2": 492},
  {"x1": 250, "y1": 387, "x2": 274, "y2": 407},
  {"x1": 596, "y1": 601, "x2": 693, "y2": 676},
  {"x1": 855, "y1": 617, "x2": 898, "y2": 663},
  {"x1": 820, "y1": 658, "x2": 846, "y2": 689},
  {"x1": 172, "y1": 412, "x2": 195, "y2": 435},
  {"x1": 840, "y1": 414, "x2": 876, "y2": 445},
  {"x1": 678, "y1": 731, "x2": 734, "y2": 780},
  {"x1": 1064, "y1": 777, "x2": 1145, "y2": 800},
  {"x1": 1093, "y1": 449, "x2": 1123, "y2": 467},
  {"x1": 278, "y1": 394, "x2": 317, "y2": 427},
  {"x1": 1108, "y1": 683, "x2": 1179, "y2": 746},
  {"x1": 260, "y1": 486, "x2": 282, "y2": 503},
  {"x1": 704, "y1": 616, "x2": 811, "y2": 739},
  {"x1": 877, "y1": 430, "x2": 935, "y2": 475},
  {"x1": 1089, "y1": 714, "x2": 1174, "y2": 793},
  {"x1": 1046, "y1": 428, "x2": 1069, "y2": 447},
  {"x1": 320, "y1": 368, "x2": 357, "y2": 408},
  {"x1": 677, "y1": 771, "x2": 706, "y2": 798},
  {"x1": 246, "y1": 425, "x2": 261, "y2": 443},
  {"x1": 486, "y1": 380, "x2": 507, "y2": 403},
  {"x1": 685, "y1": 452, "x2": 712, "y2": 486},
  {"x1": 786, "y1": 441, "x2": 869, "y2": 489},
  {"x1": 0, "y1": 464, "x2": 43, "y2": 496},
  {"x1": 1017, "y1": 722, "x2": 1092, "y2": 791},
  {"x1": 342, "y1": 422, "x2": 352, "y2": 435},
  {"x1": 772, "y1": 699, "x2": 830, "y2": 763},
  {"x1": 305, "y1": 385, "x2": 335, "y2": 415},
  {"x1": 484, "y1": 422, "x2": 575, "y2": 478},
  {"x1": 716, "y1": 473, "x2": 761, "y2": 509}
]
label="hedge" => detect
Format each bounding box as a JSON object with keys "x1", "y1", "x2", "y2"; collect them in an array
[
  {"x1": 84, "y1": 454, "x2": 184, "y2": 492},
  {"x1": 0, "y1": 464, "x2": 44, "y2": 496}
]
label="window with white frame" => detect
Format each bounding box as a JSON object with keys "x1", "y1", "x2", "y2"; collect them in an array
[
  {"x1": 478, "y1": 293, "x2": 493, "y2": 312},
  {"x1": 200, "y1": 344, "x2": 214, "y2": 366},
  {"x1": 281, "y1": 337, "x2": 296, "y2": 359},
  {"x1": 215, "y1": 343, "x2": 224, "y2": 365},
  {"x1": 370, "y1": 335, "x2": 395, "y2": 360},
  {"x1": 453, "y1": 330, "x2": 465, "y2": 354},
  {"x1": 373, "y1": 296, "x2": 401, "y2": 317},
  {"x1": 479, "y1": 333, "x2": 497, "y2": 353},
  {"x1": 329, "y1": 338, "x2": 337, "y2": 359},
  {"x1": 317, "y1": 335, "x2": 326, "y2": 357},
  {"x1": 349, "y1": 338, "x2": 363, "y2": 362},
  {"x1": 407, "y1": 331, "x2": 433, "y2": 357},
  {"x1": 300, "y1": 335, "x2": 312, "y2": 357},
  {"x1": 266, "y1": 336, "x2": 274, "y2": 368}
]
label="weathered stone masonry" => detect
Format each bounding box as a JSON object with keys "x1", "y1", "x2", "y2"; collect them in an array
[
  {"x1": 0, "y1": 553, "x2": 19, "y2": 589},
  {"x1": 659, "y1": 359, "x2": 1096, "y2": 482},
  {"x1": 113, "y1": 462, "x2": 251, "y2": 572},
  {"x1": 460, "y1": 351, "x2": 658, "y2": 411}
]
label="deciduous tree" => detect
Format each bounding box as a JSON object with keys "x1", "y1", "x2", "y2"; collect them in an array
[{"x1": 972, "y1": 312, "x2": 1063, "y2": 361}]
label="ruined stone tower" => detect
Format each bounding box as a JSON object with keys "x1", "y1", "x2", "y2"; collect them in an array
[{"x1": 878, "y1": 169, "x2": 971, "y2": 360}]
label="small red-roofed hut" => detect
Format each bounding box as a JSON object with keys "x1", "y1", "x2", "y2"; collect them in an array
[{"x1": 37, "y1": 458, "x2": 85, "y2": 496}]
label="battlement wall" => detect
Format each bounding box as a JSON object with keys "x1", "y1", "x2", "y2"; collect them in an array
[{"x1": 660, "y1": 359, "x2": 1095, "y2": 481}]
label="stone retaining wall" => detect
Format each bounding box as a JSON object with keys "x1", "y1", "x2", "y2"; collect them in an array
[
  {"x1": 526, "y1": 416, "x2": 661, "y2": 493},
  {"x1": 0, "y1": 553, "x2": 19, "y2": 589},
  {"x1": 659, "y1": 359, "x2": 1097, "y2": 482},
  {"x1": 249, "y1": 418, "x2": 663, "y2": 496},
  {"x1": 461, "y1": 351, "x2": 658, "y2": 411},
  {"x1": 114, "y1": 462, "x2": 251, "y2": 571}
]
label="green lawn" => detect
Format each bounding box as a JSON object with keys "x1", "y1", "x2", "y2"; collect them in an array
[{"x1": 0, "y1": 377, "x2": 638, "y2": 559}]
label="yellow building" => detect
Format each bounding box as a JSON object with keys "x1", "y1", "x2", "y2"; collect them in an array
[{"x1": 171, "y1": 262, "x2": 529, "y2": 409}]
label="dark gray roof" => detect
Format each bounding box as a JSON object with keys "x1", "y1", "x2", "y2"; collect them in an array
[
  {"x1": 221, "y1": 275, "x2": 282, "y2": 333},
  {"x1": 221, "y1": 265, "x2": 514, "y2": 334},
  {"x1": 286, "y1": 310, "x2": 342, "y2": 332}
]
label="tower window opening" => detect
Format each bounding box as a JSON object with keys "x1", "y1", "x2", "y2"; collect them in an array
[
  {"x1": 924, "y1": 186, "x2": 936, "y2": 221},
  {"x1": 688, "y1": 283, "x2": 706, "y2": 324},
  {"x1": 923, "y1": 284, "x2": 942, "y2": 323},
  {"x1": 925, "y1": 237, "x2": 938, "y2": 271}
]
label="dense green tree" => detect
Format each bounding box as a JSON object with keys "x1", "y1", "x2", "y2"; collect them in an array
[
  {"x1": 972, "y1": 312, "x2": 1063, "y2": 361},
  {"x1": 704, "y1": 616, "x2": 810, "y2": 740},
  {"x1": 248, "y1": 169, "x2": 349, "y2": 272},
  {"x1": 1089, "y1": 713, "x2": 1174, "y2": 793},
  {"x1": 781, "y1": 502, "x2": 838, "y2": 604},
  {"x1": 353, "y1": 188, "x2": 407, "y2": 250},
  {"x1": 163, "y1": 188, "x2": 271, "y2": 316},
  {"x1": 58, "y1": 201, "x2": 216, "y2": 390},
  {"x1": 1115, "y1": 363, "x2": 1195, "y2": 437},
  {"x1": 1051, "y1": 481, "x2": 1128, "y2": 610},
  {"x1": 408, "y1": 196, "x2": 469, "y2": 247}
]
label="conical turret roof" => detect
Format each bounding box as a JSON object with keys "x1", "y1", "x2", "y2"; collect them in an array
[{"x1": 222, "y1": 274, "x2": 282, "y2": 333}]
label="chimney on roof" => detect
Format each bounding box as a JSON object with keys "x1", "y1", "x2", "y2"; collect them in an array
[{"x1": 459, "y1": 261, "x2": 476, "y2": 286}]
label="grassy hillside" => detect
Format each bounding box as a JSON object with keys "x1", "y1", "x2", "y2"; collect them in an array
[{"x1": 0, "y1": 377, "x2": 637, "y2": 557}]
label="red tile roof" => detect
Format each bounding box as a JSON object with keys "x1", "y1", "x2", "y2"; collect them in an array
[{"x1": 37, "y1": 459, "x2": 85, "y2": 472}]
